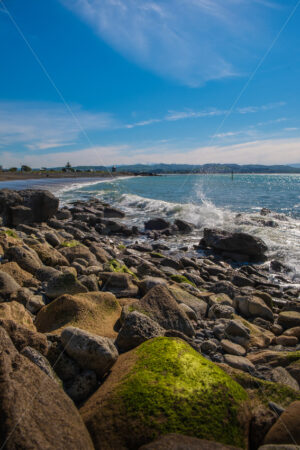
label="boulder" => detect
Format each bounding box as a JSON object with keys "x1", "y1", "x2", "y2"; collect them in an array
[
  {"x1": 168, "y1": 285, "x2": 207, "y2": 319},
  {"x1": 0, "y1": 301, "x2": 35, "y2": 331},
  {"x1": 0, "y1": 327, "x2": 93, "y2": 450},
  {"x1": 202, "y1": 228, "x2": 268, "y2": 261},
  {"x1": 0, "y1": 262, "x2": 35, "y2": 287},
  {"x1": 264, "y1": 401, "x2": 300, "y2": 445},
  {"x1": 224, "y1": 354, "x2": 255, "y2": 373},
  {"x1": 21, "y1": 346, "x2": 58, "y2": 382},
  {"x1": 144, "y1": 217, "x2": 170, "y2": 231},
  {"x1": 99, "y1": 272, "x2": 139, "y2": 298},
  {"x1": 103, "y1": 206, "x2": 125, "y2": 218},
  {"x1": 60, "y1": 244, "x2": 98, "y2": 266},
  {"x1": 236, "y1": 296, "x2": 274, "y2": 322},
  {"x1": 0, "y1": 318, "x2": 48, "y2": 354},
  {"x1": 278, "y1": 311, "x2": 300, "y2": 330},
  {"x1": 174, "y1": 219, "x2": 194, "y2": 233},
  {"x1": 66, "y1": 370, "x2": 98, "y2": 403},
  {"x1": 224, "y1": 320, "x2": 251, "y2": 346},
  {"x1": 208, "y1": 304, "x2": 235, "y2": 320},
  {"x1": 221, "y1": 339, "x2": 246, "y2": 357},
  {"x1": 139, "y1": 434, "x2": 240, "y2": 449},
  {"x1": 80, "y1": 337, "x2": 250, "y2": 449},
  {"x1": 137, "y1": 285, "x2": 195, "y2": 337},
  {"x1": 36, "y1": 292, "x2": 121, "y2": 337},
  {"x1": 275, "y1": 335, "x2": 298, "y2": 347},
  {"x1": 5, "y1": 244, "x2": 43, "y2": 274},
  {"x1": 138, "y1": 276, "x2": 168, "y2": 295},
  {"x1": 45, "y1": 272, "x2": 88, "y2": 299},
  {"x1": 30, "y1": 242, "x2": 69, "y2": 267},
  {"x1": 61, "y1": 326, "x2": 118, "y2": 377},
  {"x1": 271, "y1": 367, "x2": 299, "y2": 391},
  {"x1": 115, "y1": 311, "x2": 165, "y2": 352},
  {"x1": 0, "y1": 270, "x2": 20, "y2": 299}
]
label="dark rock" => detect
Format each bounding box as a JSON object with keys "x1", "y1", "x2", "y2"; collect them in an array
[
  {"x1": 66, "y1": 370, "x2": 98, "y2": 403},
  {"x1": 174, "y1": 219, "x2": 194, "y2": 234},
  {"x1": 46, "y1": 272, "x2": 88, "y2": 299},
  {"x1": 0, "y1": 318, "x2": 48, "y2": 354},
  {"x1": 115, "y1": 311, "x2": 164, "y2": 352},
  {"x1": 21, "y1": 346, "x2": 58, "y2": 382},
  {"x1": 139, "y1": 434, "x2": 240, "y2": 449},
  {"x1": 202, "y1": 228, "x2": 268, "y2": 261},
  {"x1": 99, "y1": 272, "x2": 139, "y2": 298},
  {"x1": 103, "y1": 206, "x2": 125, "y2": 218},
  {"x1": 5, "y1": 245, "x2": 43, "y2": 274},
  {"x1": 264, "y1": 401, "x2": 300, "y2": 445},
  {"x1": 144, "y1": 217, "x2": 170, "y2": 231}
]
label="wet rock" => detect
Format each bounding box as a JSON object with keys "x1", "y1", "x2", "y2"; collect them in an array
[
  {"x1": 144, "y1": 217, "x2": 170, "y2": 231},
  {"x1": 0, "y1": 327, "x2": 94, "y2": 450},
  {"x1": 202, "y1": 228, "x2": 268, "y2": 261},
  {"x1": 103, "y1": 206, "x2": 125, "y2": 218},
  {"x1": 115, "y1": 311, "x2": 165, "y2": 352},
  {"x1": 174, "y1": 219, "x2": 194, "y2": 234},
  {"x1": 61, "y1": 326, "x2": 118, "y2": 377}
]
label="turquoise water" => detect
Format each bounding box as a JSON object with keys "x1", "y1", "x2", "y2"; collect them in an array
[{"x1": 0, "y1": 174, "x2": 299, "y2": 279}]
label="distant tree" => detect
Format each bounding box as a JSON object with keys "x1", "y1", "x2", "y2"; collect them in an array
[
  {"x1": 21, "y1": 165, "x2": 32, "y2": 172},
  {"x1": 8, "y1": 167, "x2": 17, "y2": 172}
]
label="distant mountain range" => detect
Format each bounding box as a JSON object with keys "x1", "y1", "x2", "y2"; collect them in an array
[{"x1": 69, "y1": 163, "x2": 300, "y2": 174}]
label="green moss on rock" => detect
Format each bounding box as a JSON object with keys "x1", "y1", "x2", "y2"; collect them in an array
[
  {"x1": 3, "y1": 229, "x2": 19, "y2": 238},
  {"x1": 170, "y1": 274, "x2": 196, "y2": 287},
  {"x1": 60, "y1": 240, "x2": 82, "y2": 248},
  {"x1": 108, "y1": 259, "x2": 137, "y2": 278},
  {"x1": 81, "y1": 337, "x2": 250, "y2": 449}
]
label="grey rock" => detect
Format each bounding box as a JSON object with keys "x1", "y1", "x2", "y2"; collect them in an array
[
  {"x1": 221, "y1": 339, "x2": 246, "y2": 356},
  {"x1": 46, "y1": 272, "x2": 88, "y2": 299},
  {"x1": 115, "y1": 311, "x2": 164, "y2": 352},
  {"x1": 21, "y1": 346, "x2": 59, "y2": 383},
  {"x1": 271, "y1": 367, "x2": 299, "y2": 391},
  {"x1": 61, "y1": 326, "x2": 118, "y2": 377},
  {"x1": 208, "y1": 304, "x2": 235, "y2": 320},
  {"x1": 0, "y1": 271, "x2": 21, "y2": 299},
  {"x1": 224, "y1": 354, "x2": 255, "y2": 373},
  {"x1": 66, "y1": 370, "x2": 97, "y2": 403}
]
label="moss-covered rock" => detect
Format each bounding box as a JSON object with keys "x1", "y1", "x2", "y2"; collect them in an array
[
  {"x1": 170, "y1": 274, "x2": 196, "y2": 287},
  {"x1": 60, "y1": 240, "x2": 82, "y2": 248},
  {"x1": 35, "y1": 292, "x2": 121, "y2": 337},
  {"x1": 106, "y1": 259, "x2": 137, "y2": 278},
  {"x1": 81, "y1": 337, "x2": 250, "y2": 449}
]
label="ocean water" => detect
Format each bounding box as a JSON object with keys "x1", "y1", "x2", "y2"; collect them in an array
[{"x1": 1, "y1": 174, "x2": 299, "y2": 281}]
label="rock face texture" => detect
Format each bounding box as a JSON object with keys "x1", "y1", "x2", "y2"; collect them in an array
[
  {"x1": 80, "y1": 337, "x2": 250, "y2": 450},
  {"x1": 202, "y1": 228, "x2": 268, "y2": 261},
  {"x1": 0, "y1": 189, "x2": 59, "y2": 226},
  {"x1": 264, "y1": 401, "x2": 300, "y2": 445},
  {"x1": 139, "y1": 434, "x2": 241, "y2": 449},
  {"x1": 0, "y1": 327, "x2": 94, "y2": 450}
]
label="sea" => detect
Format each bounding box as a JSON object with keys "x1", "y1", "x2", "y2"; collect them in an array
[{"x1": 1, "y1": 173, "x2": 299, "y2": 283}]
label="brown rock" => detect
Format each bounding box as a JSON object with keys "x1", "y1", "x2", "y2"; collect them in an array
[
  {"x1": 0, "y1": 326, "x2": 94, "y2": 450},
  {"x1": 0, "y1": 261, "x2": 35, "y2": 287},
  {"x1": 0, "y1": 301, "x2": 35, "y2": 331},
  {"x1": 264, "y1": 401, "x2": 300, "y2": 445},
  {"x1": 275, "y1": 335, "x2": 298, "y2": 347},
  {"x1": 30, "y1": 242, "x2": 69, "y2": 267},
  {"x1": 36, "y1": 292, "x2": 121, "y2": 337},
  {"x1": 139, "y1": 434, "x2": 241, "y2": 449},
  {"x1": 0, "y1": 318, "x2": 48, "y2": 354}
]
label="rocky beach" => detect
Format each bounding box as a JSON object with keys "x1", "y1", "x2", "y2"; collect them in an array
[{"x1": 0, "y1": 187, "x2": 300, "y2": 450}]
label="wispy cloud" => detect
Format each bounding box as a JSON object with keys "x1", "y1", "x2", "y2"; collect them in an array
[
  {"x1": 60, "y1": 0, "x2": 281, "y2": 86},
  {"x1": 0, "y1": 102, "x2": 115, "y2": 150},
  {"x1": 125, "y1": 102, "x2": 285, "y2": 129}
]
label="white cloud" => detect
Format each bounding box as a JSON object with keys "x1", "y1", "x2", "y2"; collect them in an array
[
  {"x1": 1, "y1": 137, "x2": 299, "y2": 168},
  {"x1": 0, "y1": 102, "x2": 115, "y2": 150},
  {"x1": 61, "y1": 0, "x2": 280, "y2": 86}
]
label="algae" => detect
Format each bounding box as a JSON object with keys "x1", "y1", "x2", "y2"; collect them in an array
[
  {"x1": 114, "y1": 337, "x2": 249, "y2": 448},
  {"x1": 61, "y1": 240, "x2": 82, "y2": 248},
  {"x1": 109, "y1": 259, "x2": 137, "y2": 279},
  {"x1": 170, "y1": 274, "x2": 196, "y2": 287}
]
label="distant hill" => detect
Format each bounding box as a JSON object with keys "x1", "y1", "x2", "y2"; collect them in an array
[{"x1": 69, "y1": 163, "x2": 300, "y2": 174}]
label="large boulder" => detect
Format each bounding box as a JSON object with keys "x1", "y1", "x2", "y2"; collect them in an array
[
  {"x1": 145, "y1": 217, "x2": 170, "y2": 231},
  {"x1": 35, "y1": 291, "x2": 121, "y2": 337},
  {"x1": 278, "y1": 311, "x2": 300, "y2": 330},
  {"x1": 80, "y1": 337, "x2": 250, "y2": 449},
  {"x1": 99, "y1": 272, "x2": 139, "y2": 298},
  {"x1": 61, "y1": 326, "x2": 118, "y2": 377},
  {"x1": 60, "y1": 244, "x2": 98, "y2": 266},
  {"x1": 0, "y1": 262, "x2": 35, "y2": 287},
  {"x1": 0, "y1": 327, "x2": 93, "y2": 450},
  {"x1": 29, "y1": 242, "x2": 69, "y2": 267},
  {"x1": 137, "y1": 285, "x2": 195, "y2": 337},
  {"x1": 0, "y1": 189, "x2": 59, "y2": 226},
  {"x1": 236, "y1": 296, "x2": 274, "y2": 322},
  {"x1": 264, "y1": 401, "x2": 300, "y2": 446},
  {"x1": 115, "y1": 311, "x2": 165, "y2": 352},
  {"x1": 202, "y1": 228, "x2": 268, "y2": 261}
]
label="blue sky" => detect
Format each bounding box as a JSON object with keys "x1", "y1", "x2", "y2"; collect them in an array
[{"x1": 0, "y1": 0, "x2": 300, "y2": 167}]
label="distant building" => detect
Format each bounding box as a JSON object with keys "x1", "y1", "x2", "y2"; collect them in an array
[{"x1": 112, "y1": 166, "x2": 117, "y2": 173}]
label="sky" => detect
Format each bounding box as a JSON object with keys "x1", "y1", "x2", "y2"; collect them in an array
[{"x1": 0, "y1": 0, "x2": 300, "y2": 168}]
